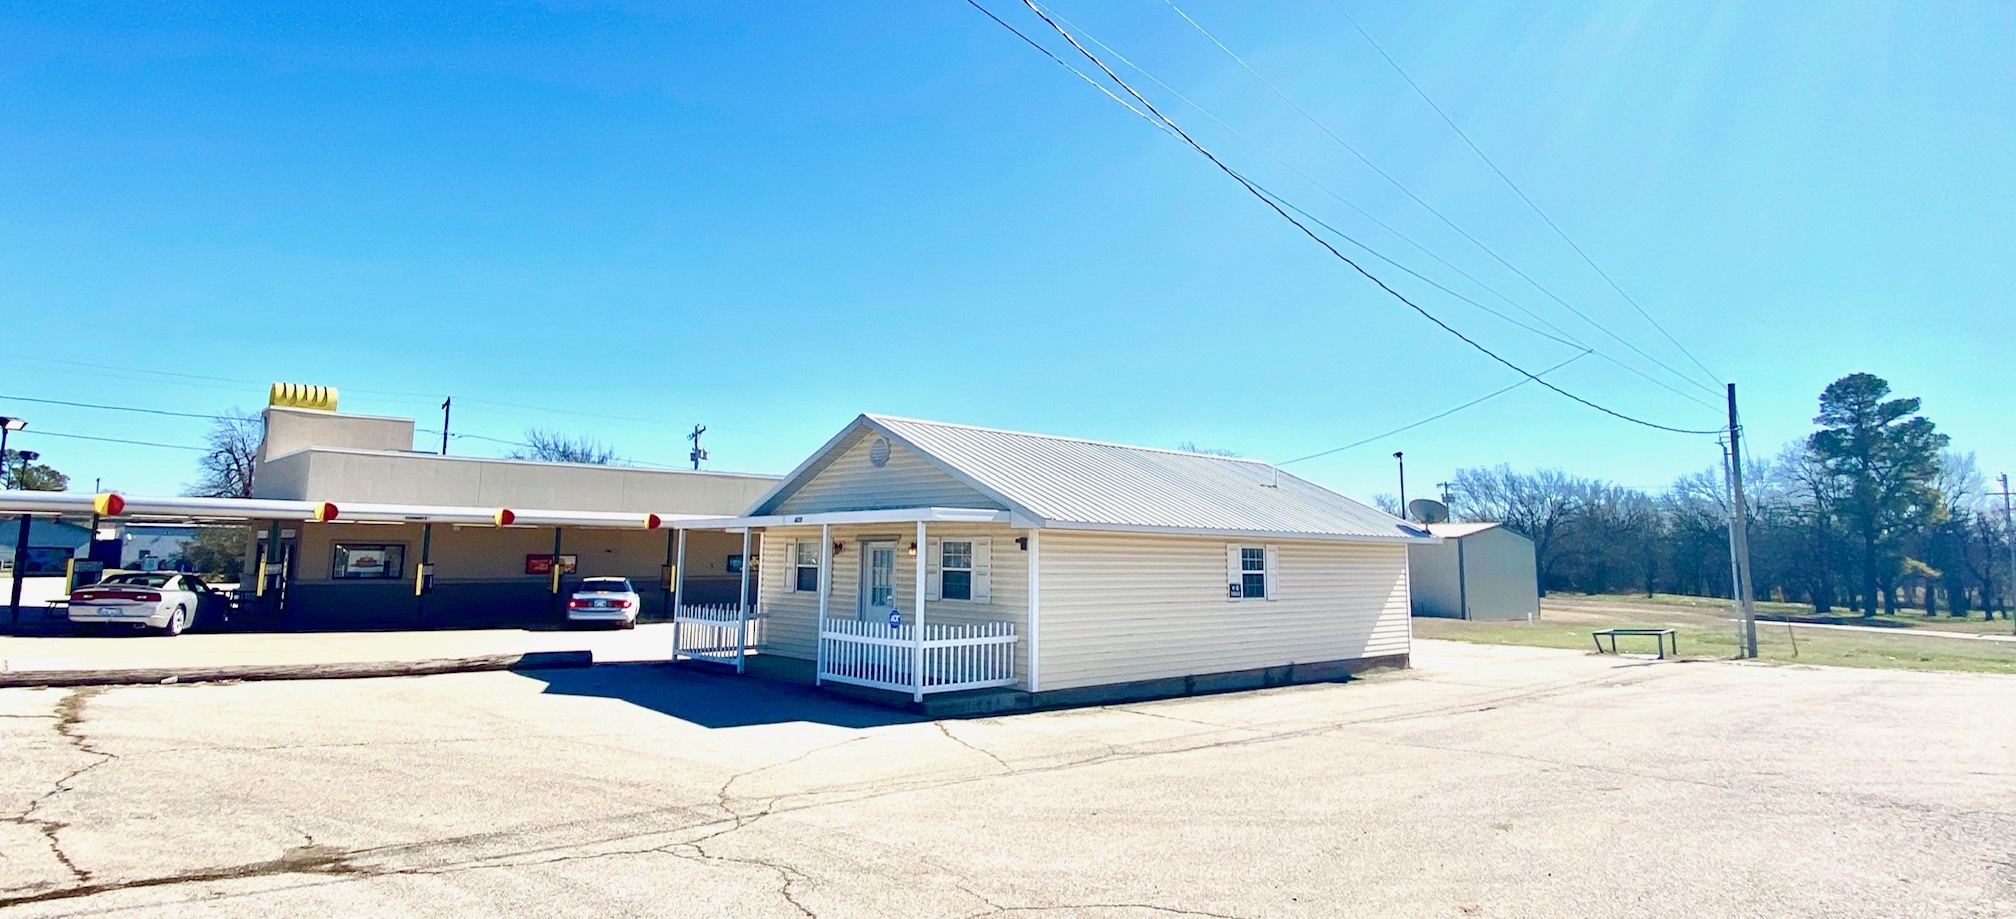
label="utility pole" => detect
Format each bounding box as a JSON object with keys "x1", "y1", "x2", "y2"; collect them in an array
[
  {"x1": 1725, "y1": 383, "x2": 1758, "y2": 658},
  {"x1": 439, "y1": 398, "x2": 452, "y2": 456},
  {"x1": 1436, "y1": 481, "x2": 1455, "y2": 506},
  {"x1": 1999, "y1": 473, "x2": 2015, "y2": 635},
  {"x1": 687, "y1": 424, "x2": 708, "y2": 471}
]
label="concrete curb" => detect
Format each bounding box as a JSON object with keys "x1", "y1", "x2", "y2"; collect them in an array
[{"x1": 0, "y1": 650, "x2": 596, "y2": 689}]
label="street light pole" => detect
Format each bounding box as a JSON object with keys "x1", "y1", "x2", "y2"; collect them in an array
[
  {"x1": 1393, "y1": 451, "x2": 1407, "y2": 519},
  {"x1": 0, "y1": 416, "x2": 23, "y2": 488},
  {"x1": 8, "y1": 447, "x2": 37, "y2": 625}
]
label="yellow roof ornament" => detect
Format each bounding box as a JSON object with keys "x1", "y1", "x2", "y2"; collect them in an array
[{"x1": 269, "y1": 383, "x2": 338, "y2": 412}]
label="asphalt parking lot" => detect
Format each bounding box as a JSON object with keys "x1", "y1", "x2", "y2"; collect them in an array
[{"x1": 3, "y1": 640, "x2": 2012, "y2": 918}]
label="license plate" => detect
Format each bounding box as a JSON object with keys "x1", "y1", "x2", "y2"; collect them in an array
[{"x1": 594, "y1": 600, "x2": 609, "y2": 608}]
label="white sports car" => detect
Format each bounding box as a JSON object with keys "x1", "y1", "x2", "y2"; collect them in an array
[
  {"x1": 68, "y1": 572, "x2": 215, "y2": 635},
  {"x1": 566, "y1": 577, "x2": 641, "y2": 629}
]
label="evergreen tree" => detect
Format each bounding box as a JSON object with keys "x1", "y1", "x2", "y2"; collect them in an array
[{"x1": 1807, "y1": 373, "x2": 1949, "y2": 617}]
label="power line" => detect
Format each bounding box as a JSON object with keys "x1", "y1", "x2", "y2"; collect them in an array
[
  {"x1": 2, "y1": 356, "x2": 670, "y2": 427},
  {"x1": 1035, "y1": 10, "x2": 1715, "y2": 417},
  {"x1": 1277, "y1": 353, "x2": 1588, "y2": 465},
  {"x1": 1323, "y1": 0, "x2": 1724, "y2": 386},
  {"x1": 1157, "y1": 0, "x2": 1723, "y2": 398},
  {"x1": 980, "y1": 0, "x2": 1722, "y2": 435},
  {"x1": 0, "y1": 393, "x2": 222, "y2": 420},
  {"x1": 1253, "y1": 186, "x2": 1720, "y2": 415},
  {"x1": 1049, "y1": 10, "x2": 1593, "y2": 352},
  {"x1": 15, "y1": 429, "x2": 205, "y2": 452}
]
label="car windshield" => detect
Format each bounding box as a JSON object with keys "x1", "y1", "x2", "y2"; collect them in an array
[
  {"x1": 102, "y1": 573, "x2": 174, "y2": 588},
  {"x1": 580, "y1": 578, "x2": 633, "y2": 593}
]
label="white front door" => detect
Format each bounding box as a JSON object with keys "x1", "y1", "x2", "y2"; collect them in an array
[{"x1": 860, "y1": 541, "x2": 899, "y2": 623}]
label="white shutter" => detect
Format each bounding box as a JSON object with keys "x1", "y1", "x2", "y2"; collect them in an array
[
  {"x1": 783, "y1": 540, "x2": 798, "y2": 592},
  {"x1": 925, "y1": 537, "x2": 941, "y2": 601},
  {"x1": 971, "y1": 538, "x2": 991, "y2": 602},
  {"x1": 1227, "y1": 544, "x2": 1242, "y2": 601},
  {"x1": 1264, "y1": 544, "x2": 1280, "y2": 602}
]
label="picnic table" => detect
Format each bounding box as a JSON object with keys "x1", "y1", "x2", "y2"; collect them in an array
[{"x1": 1592, "y1": 627, "x2": 1678, "y2": 659}]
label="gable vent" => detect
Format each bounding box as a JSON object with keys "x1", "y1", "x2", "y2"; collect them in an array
[{"x1": 868, "y1": 437, "x2": 891, "y2": 468}]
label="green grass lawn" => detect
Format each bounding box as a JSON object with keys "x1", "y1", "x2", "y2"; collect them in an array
[
  {"x1": 1602, "y1": 592, "x2": 2016, "y2": 634},
  {"x1": 1412, "y1": 594, "x2": 2016, "y2": 676}
]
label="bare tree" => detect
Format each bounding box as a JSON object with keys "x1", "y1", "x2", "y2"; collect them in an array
[
  {"x1": 187, "y1": 410, "x2": 261, "y2": 498},
  {"x1": 1175, "y1": 441, "x2": 1242, "y2": 457},
  {"x1": 511, "y1": 429, "x2": 620, "y2": 465}
]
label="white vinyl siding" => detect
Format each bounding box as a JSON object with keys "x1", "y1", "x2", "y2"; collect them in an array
[
  {"x1": 773, "y1": 432, "x2": 1005, "y2": 515},
  {"x1": 755, "y1": 523, "x2": 1029, "y2": 680},
  {"x1": 926, "y1": 537, "x2": 990, "y2": 602},
  {"x1": 1038, "y1": 531, "x2": 1410, "y2": 692}
]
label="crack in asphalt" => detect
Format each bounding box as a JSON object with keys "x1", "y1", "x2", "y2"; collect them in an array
[
  {"x1": 1, "y1": 687, "x2": 113, "y2": 895},
  {"x1": 955, "y1": 883, "x2": 1249, "y2": 919},
  {"x1": 936, "y1": 721, "x2": 1012, "y2": 772},
  {"x1": 0, "y1": 665, "x2": 1676, "y2": 912},
  {"x1": 662, "y1": 841, "x2": 818, "y2": 918},
  {"x1": 0, "y1": 844, "x2": 372, "y2": 908}
]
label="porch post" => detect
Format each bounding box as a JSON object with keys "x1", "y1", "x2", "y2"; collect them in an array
[
  {"x1": 415, "y1": 522, "x2": 433, "y2": 627},
  {"x1": 672, "y1": 528, "x2": 687, "y2": 661},
  {"x1": 1027, "y1": 528, "x2": 1041, "y2": 693},
  {"x1": 913, "y1": 519, "x2": 927, "y2": 703},
  {"x1": 816, "y1": 523, "x2": 831, "y2": 686},
  {"x1": 548, "y1": 527, "x2": 565, "y2": 624},
  {"x1": 736, "y1": 528, "x2": 751, "y2": 675},
  {"x1": 669, "y1": 528, "x2": 685, "y2": 620}
]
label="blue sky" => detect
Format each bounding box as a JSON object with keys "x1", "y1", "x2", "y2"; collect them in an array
[{"x1": 2, "y1": 1, "x2": 2010, "y2": 501}]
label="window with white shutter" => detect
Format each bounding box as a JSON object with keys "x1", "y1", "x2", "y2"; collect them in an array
[{"x1": 1227, "y1": 544, "x2": 1274, "y2": 601}]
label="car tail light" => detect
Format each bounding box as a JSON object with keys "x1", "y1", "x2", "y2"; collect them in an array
[
  {"x1": 138, "y1": 592, "x2": 162, "y2": 602},
  {"x1": 567, "y1": 599, "x2": 585, "y2": 609},
  {"x1": 613, "y1": 599, "x2": 632, "y2": 609}
]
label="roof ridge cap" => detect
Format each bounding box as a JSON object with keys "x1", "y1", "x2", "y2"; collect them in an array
[{"x1": 864, "y1": 414, "x2": 1273, "y2": 465}]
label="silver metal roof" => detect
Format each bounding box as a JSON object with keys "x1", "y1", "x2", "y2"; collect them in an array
[
  {"x1": 791, "y1": 415, "x2": 1429, "y2": 542},
  {"x1": 1425, "y1": 522, "x2": 1504, "y2": 538}
]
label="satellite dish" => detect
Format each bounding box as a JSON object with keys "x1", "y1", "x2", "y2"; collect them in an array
[{"x1": 1408, "y1": 498, "x2": 1449, "y2": 524}]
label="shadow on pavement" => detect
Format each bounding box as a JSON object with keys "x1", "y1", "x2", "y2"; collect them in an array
[{"x1": 518, "y1": 663, "x2": 923, "y2": 730}]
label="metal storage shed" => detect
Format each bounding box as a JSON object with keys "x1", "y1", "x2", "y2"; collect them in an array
[{"x1": 1407, "y1": 522, "x2": 1539, "y2": 621}]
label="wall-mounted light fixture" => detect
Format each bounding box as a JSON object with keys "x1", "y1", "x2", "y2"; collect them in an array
[
  {"x1": 1015, "y1": 536, "x2": 1029, "y2": 551},
  {"x1": 906, "y1": 542, "x2": 918, "y2": 557},
  {"x1": 832, "y1": 541, "x2": 845, "y2": 556}
]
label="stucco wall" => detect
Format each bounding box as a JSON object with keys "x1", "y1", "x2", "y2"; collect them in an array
[
  {"x1": 259, "y1": 407, "x2": 415, "y2": 464},
  {"x1": 254, "y1": 448, "x2": 777, "y2": 515}
]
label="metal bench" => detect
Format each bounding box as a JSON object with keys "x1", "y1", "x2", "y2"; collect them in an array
[{"x1": 1592, "y1": 628, "x2": 1678, "y2": 659}]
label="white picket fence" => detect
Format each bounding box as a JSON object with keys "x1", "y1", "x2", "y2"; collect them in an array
[
  {"x1": 673, "y1": 604, "x2": 756, "y2": 670},
  {"x1": 818, "y1": 617, "x2": 1018, "y2": 697}
]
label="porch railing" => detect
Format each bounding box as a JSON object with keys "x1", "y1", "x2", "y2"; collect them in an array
[
  {"x1": 818, "y1": 617, "x2": 1018, "y2": 698},
  {"x1": 674, "y1": 603, "x2": 757, "y2": 671}
]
